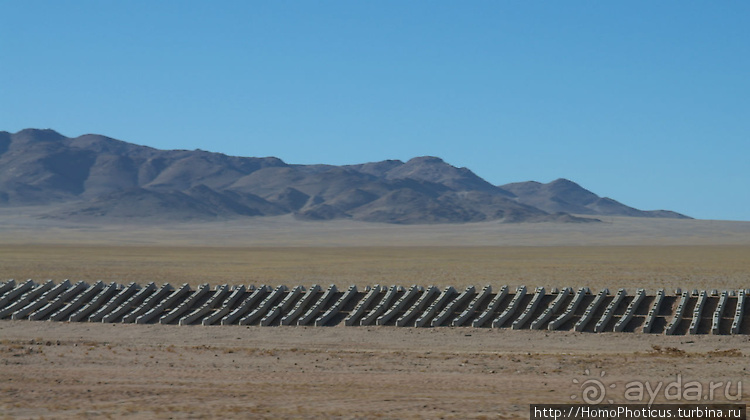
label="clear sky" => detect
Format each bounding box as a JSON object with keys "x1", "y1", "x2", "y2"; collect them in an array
[{"x1": 2, "y1": 1, "x2": 748, "y2": 220}]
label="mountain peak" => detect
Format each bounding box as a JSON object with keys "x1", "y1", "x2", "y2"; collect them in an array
[
  {"x1": 501, "y1": 178, "x2": 690, "y2": 219},
  {"x1": 405, "y1": 156, "x2": 445, "y2": 165},
  {"x1": 548, "y1": 178, "x2": 578, "y2": 186},
  {"x1": 385, "y1": 155, "x2": 507, "y2": 195},
  {"x1": 13, "y1": 128, "x2": 66, "y2": 142}
]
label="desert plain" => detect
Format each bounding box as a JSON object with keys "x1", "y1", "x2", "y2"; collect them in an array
[{"x1": 1, "y1": 214, "x2": 750, "y2": 418}]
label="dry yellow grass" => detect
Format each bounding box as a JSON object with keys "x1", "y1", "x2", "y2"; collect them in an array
[
  {"x1": 1, "y1": 215, "x2": 749, "y2": 418},
  {"x1": 3, "y1": 213, "x2": 750, "y2": 247},
  {"x1": 2, "y1": 244, "x2": 749, "y2": 292}
]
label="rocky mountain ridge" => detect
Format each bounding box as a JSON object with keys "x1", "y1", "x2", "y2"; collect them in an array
[{"x1": 0, "y1": 129, "x2": 690, "y2": 223}]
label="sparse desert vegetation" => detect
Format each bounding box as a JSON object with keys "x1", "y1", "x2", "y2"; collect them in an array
[
  {"x1": 2, "y1": 244, "x2": 749, "y2": 292},
  {"x1": 1, "y1": 217, "x2": 749, "y2": 418}
]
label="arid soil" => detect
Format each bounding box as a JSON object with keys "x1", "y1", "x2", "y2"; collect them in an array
[
  {"x1": 1, "y1": 216, "x2": 749, "y2": 418},
  {"x1": 1, "y1": 322, "x2": 748, "y2": 419},
  {"x1": 2, "y1": 245, "x2": 750, "y2": 293}
]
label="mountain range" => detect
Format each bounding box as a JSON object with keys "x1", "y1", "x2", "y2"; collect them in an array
[{"x1": 0, "y1": 129, "x2": 690, "y2": 224}]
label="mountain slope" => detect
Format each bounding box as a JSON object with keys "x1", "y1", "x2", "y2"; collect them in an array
[
  {"x1": 0, "y1": 129, "x2": 689, "y2": 223},
  {"x1": 501, "y1": 179, "x2": 691, "y2": 219}
]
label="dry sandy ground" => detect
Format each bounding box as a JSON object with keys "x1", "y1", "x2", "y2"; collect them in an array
[
  {"x1": 3, "y1": 212, "x2": 750, "y2": 247},
  {"x1": 1, "y1": 215, "x2": 749, "y2": 418},
  {"x1": 3, "y1": 214, "x2": 749, "y2": 289},
  {"x1": 2, "y1": 244, "x2": 750, "y2": 293},
  {"x1": 1, "y1": 321, "x2": 748, "y2": 419}
]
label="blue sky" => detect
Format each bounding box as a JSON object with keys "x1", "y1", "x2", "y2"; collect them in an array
[{"x1": 2, "y1": 1, "x2": 748, "y2": 220}]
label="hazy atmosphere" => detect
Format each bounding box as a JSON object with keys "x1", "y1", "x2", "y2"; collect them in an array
[{"x1": 2, "y1": 1, "x2": 748, "y2": 220}]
